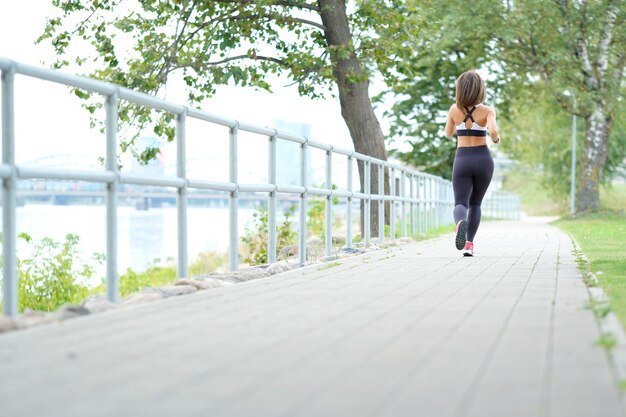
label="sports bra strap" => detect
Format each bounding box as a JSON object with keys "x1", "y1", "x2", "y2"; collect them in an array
[{"x1": 462, "y1": 105, "x2": 477, "y2": 123}]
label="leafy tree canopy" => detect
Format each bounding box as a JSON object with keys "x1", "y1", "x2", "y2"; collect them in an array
[
  {"x1": 37, "y1": 0, "x2": 416, "y2": 163},
  {"x1": 502, "y1": 81, "x2": 626, "y2": 197},
  {"x1": 379, "y1": 0, "x2": 625, "y2": 191},
  {"x1": 375, "y1": 0, "x2": 507, "y2": 178}
]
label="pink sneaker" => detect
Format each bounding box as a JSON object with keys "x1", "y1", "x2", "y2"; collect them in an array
[
  {"x1": 463, "y1": 241, "x2": 474, "y2": 257},
  {"x1": 454, "y1": 220, "x2": 468, "y2": 250}
]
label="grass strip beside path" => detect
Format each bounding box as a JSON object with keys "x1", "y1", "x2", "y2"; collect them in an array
[{"x1": 555, "y1": 212, "x2": 626, "y2": 327}]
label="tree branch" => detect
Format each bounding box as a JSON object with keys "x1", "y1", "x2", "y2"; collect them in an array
[
  {"x1": 596, "y1": 0, "x2": 619, "y2": 78},
  {"x1": 210, "y1": 0, "x2": 320, "y2": 12},
  {"x1": 572, "y1": 2, "x2": 596, "y2": 90},
  {"x1": 204, "y1": 54, "x2": 287, "y2": 66},
  {"x1": 175, "y1": 8, "x2": 324, "y2": 46},
  {"x1": 272, "y1": 0, "x2": 319, "y2": 12},
  {"x1": 284, "y1": 51, "x2": 329, "y2": 86},
  {"x1": 226, "y1": 13, "x2": 325, "y2": 30},
  {"x1": 291, "y1": 17, "x2": 325, "y2": 30},
  {"x1": 150, "y1": 0, "x2": 199, "y2": 86},
  {"x1": 614, "y1": 52, "x2": 626, "y2": 84}
]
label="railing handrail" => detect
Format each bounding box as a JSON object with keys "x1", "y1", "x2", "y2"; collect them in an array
[{"x1": 0, "y1": 58, "x2": 521, "y2": 316}]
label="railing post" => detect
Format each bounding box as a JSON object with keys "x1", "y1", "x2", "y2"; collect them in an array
[
  {"x1": 431, "y1": 178, "x2": 435, "y2": 230},
  {"x1": 496, "y1": 192, "x2": 502, "y2": 219},
  {"x1": 496, "y1": 192, "x2": 501, "y2": 219},
  {"x1": 428, "y1": 177, "x2": 432, "y2": 232},
  {"x1": 437, "y1": 180, "x2": 446, "y2": 226},
  {"x1": 416, "y1": 175, "x2": 422, "y2": 235},
  {"x1": 409, "y1": 173, "x2": 415, "y2": 236},
  {"x1": 346, "y1": 154, "x2": 353, "y2": 248},
  {"x1": 176, "y1": 111, "x2": 188, "y2": 279},
  {"x1": 299, "y1": 140, "x2": 308, "y2": 265},
  {"x1": 504, "y1": 194, "x2": 508, "y2": 219},
  {"x1": 503, "y1": 193, "x2": 506, "y2": 219},
  {"x1": 401, "y1": 170, "x2": 407, "y2": 237},
  {"x1": 2, "y1": 65, "x2": 17, "y2": 316},
  {"x1": 390, "y1": 167, "x2": 396, "y2": 239},
  {"x1": 423, "y1": 177, "x2": 429, "y2": 232},
  {"x1": 432, "y1": 178, "x2": 436, "y2": 230},
  {"x1": 448, "y1": 182, "x2": 452, "y2": 223},
  {"x1": 364, "y1": 159, "x2": 371, "y2": 246},
  {"x1": 268, "y1": 131, "x2": 277, "y2": 264},
  {"x1": 433, "y1": 178, "x2": 439, "y2": 229},
  {"x1": 325, "y1": 147, "x2": 333, "y2": 258},
  {"x1": 105, "y1": 91, "x2": 119, "y2": 302},
  {"x1": 438, "y1": 180, "x2": 443, "y2": 228},
  {"x1": 492, "y1": 192, "x2": 497, "y2": 219},
  {"x1": 229, "y1": 124, "x2": 239, "y2": 272},
  {"x1": 493, "y1": 191, "x2": 497, "y2": 219},
  {"x1": 378, "y1": 163, "x2": 384, "y2": 242}
]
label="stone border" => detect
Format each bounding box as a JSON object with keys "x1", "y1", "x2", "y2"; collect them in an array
[
  {"x1": 0, "y1": 237, "x2": 414, "y2": 334},
  {"x1": 570, "y1": 236, "x2": 626, "y2": 404}
]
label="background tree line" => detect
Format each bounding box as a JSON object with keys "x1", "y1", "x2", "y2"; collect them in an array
[{"x1": 39, "y1": 0, "x2": 625, "y2": 216}]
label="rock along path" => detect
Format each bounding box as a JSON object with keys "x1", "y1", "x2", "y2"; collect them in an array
[{"x1": 0, "y1": 219, "x2": 623, "y2": 417}]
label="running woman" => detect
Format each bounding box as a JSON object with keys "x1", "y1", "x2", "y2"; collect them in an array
[{"x1": 444, "y1": 70, "x2": 500, "y2": 256}]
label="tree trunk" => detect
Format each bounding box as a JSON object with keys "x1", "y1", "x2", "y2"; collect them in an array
[
  {"x1": 577, "y1": 102, "x2": 612, "y2": 212},
  {"x1": 318, "y1": 0, "x2": 389, "y2": 238}
]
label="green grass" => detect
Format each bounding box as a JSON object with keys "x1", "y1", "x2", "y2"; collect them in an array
[
  {"x1": 601, "y1": 183, "x2": 626, "y2": 213},
  {"x1": 597, "y1": 332, "x2": 618, "y2": 350},
  {"x1": 317, "y1": 261, "x2": 342, "y2": 271},
  {"x1": 412, "y1": 224, "x2": 454, "y2": 241},
  {"x1": 554, "y1": 212, "x2": 626, "y2": 326}
]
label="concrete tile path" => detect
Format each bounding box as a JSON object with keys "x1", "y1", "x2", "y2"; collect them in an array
[{"x1": 0, "y1": 220, "x2": 623, "y2": 417}]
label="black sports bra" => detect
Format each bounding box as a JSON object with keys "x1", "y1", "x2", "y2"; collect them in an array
[{"x1": 456, "y1": 105, "x2": 488, "y2": 137}]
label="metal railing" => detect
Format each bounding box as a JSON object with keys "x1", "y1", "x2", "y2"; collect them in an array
[
  {"x1": 482, "y1": 190, "x2": 522, "y2": 220},
  {"x1": 0, "y1": 58, "x2": 521, "y2": 316}
]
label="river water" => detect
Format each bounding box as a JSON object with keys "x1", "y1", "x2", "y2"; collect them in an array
[{"x1": 14, "y1": 204, "x2": 257, "y2": 277}]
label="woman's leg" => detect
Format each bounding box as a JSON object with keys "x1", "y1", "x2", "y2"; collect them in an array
[
  {"x1": 452, "y1": 156, "x2": 472, "y2": 223},
  {"x1": 466, "y1": 156, "x2": 494, "y2": 242}
]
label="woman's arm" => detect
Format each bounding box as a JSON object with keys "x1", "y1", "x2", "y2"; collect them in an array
[
  {"x1": 486, "y1": 107, "x2": 500, "y2": 143},
  {"x1": 444, "y1": 105, "x2": 456, "y2": 138}
]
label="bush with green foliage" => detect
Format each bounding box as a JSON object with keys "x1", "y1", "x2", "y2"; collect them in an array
[
  {"x1": 96, "y1": 250, "x2": 228, "y2": 298},
  {"x1": 0, "y1": 231, "x2": 230, "y2": 312},
  {"x1": 241, "y1": 205, "x2": 297, "y2": 265},
  {"x1": 14, "y1": 233, "x2": 103, "y2": 312},
  {"x1": 117, "y1": 262, "x2": 177, "y2": 297},
  {"x1": 307, "y1": 185, "x2": 340, "y2": 241},
  {"x1": 189, "y1": 251, "x2": 228, "y2": 277}
]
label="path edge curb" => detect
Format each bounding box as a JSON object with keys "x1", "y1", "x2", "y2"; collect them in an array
[{"x1": 570, "y1": 235, "x2": 626, "y2": 407}]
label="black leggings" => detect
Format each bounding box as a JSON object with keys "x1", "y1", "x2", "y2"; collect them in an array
[{"x1": 452, "y1": 145, "x2": 494, "y2": 242}]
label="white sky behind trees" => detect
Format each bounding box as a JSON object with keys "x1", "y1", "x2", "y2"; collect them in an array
[{"x1": 0, "y1": 1, "x2": 400, "y2": 183}]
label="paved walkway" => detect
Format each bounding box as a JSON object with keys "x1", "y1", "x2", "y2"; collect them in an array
[{"x1": 0, "y1": 220, "x2": 623, "y2": 417}]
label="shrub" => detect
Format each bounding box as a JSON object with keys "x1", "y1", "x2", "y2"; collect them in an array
[
  {"x1": 117, "y1": 262, "x2": 177, "y2": 297},
  {"x1": 15, "y1": 233, "x2": 103, "y2": 312},
  {"x1": 307, "y1": 185, "x2": 340, "y2": 241},
  {"x1": 189, "y1": 250, "x2": 227, "y2": 276},
  {"x1": 241, "y1": 205, "x2": 297, "y2": 265}
]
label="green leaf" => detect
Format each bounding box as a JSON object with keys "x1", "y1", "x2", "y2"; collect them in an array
[{"x1": 73, "y1": 89, "x2": 91, "y2": 100}]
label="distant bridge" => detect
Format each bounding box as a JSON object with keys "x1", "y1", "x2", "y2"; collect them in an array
[{"x1": 16, "y1": 189, "x2": 302, "y2": 208}]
